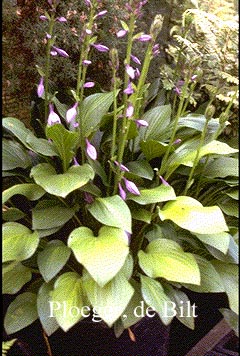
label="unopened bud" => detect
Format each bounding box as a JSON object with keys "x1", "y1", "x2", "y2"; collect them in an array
[
  {"x1": 110, "y1": 48, "x2": 119, "y2": 70},
  {"x1": 150, "y1": 14, "x2": 164, "y2": 40},
  {"x1": 205, "y1": 105, "x2": 216, "y2": 120}
]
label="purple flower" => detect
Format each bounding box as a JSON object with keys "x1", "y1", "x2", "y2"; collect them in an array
[
  {"x1": 52, "y1": 46, "x2": 69, "y2": 58},
  {"x1": 135, "y1": 119, "x2": 148, "y2": 127},
  {"x1": 85, "y1": 29, "x2": 92, "y2": 35},
  {"x1": 50, "y1": 50, "x2": 58, "y2": 56},
  {"x1": 174, "y1": 138, "x2": 182, "y2": 145},
  {"x1": 66, "y1": 103, "x2": 78, "y2": 123},
  {"x1": 82, "y1": 59, "x2": 92, "y2": 66},
  {"x1": 73, "y1": 157, "x2": 80, "y2": 166},
  {"x1": 126, "y1": 104, "x2": 134, "y2": 118},
  {"x1": 48, "y1": 104, "x2": 61, "y2": 125},
  {"x1": 92, "y1": 44, "x2": 109, "y2": 52},
  {"x1": 84, "y1": 0, "x2": 92, "y2": 6},
  {"x1": 123, "y1": 178, "x2": 140, "y2": 195},
  {"x1": 130, "y1": 54, "x2": 141, "y2": 65},
  {"x1": 84, "y1": 192, "x2": 94, "y2": 204},
  {"x1": 152, "y1": 44, "x2": 160, "y2": 56},
  {"x1": 83, "y1": 81, "x2": 95, "y2": 88},
  {"x1": 95, "y1": 10, "x2": 108, "y2": 18},
  {"x1": 114, "y1": 161, "x2": 129, "y2": 172},
  {"x1": 39, "y1": 15, "x2": 48, "y2": 21},
  {"x1": 123, "y1": 82, "x2": 134, "y2": 95},
  {"x1": 191, "y1": 74, "x2": 198, "y2": 82},
  {"x1": 56, "y1": 17, "x2": 67, "y2": 22},
  {"x1": 118, "y1": 183, "x2": 127, "y2": 200},
  {"x1": 135, "y1": 68, "x2": 141, "y2": 78},
  {"x1": 46, "y1": 33, "x2": 52, "y2": 39},
  {"x1": 174, "y1": 87, "x2": 181, "y2": 96},
  {"x1": 117, "y1": 29, "x2": 128, "y2": 38},
  {"x1": 159, "y1": 176, "x2": 170, "y2": 186},
  {"x1": 37, "y1": 77, "x2": 44, "y2": 98},
  {"x1": 126, "y1": 64, "x2": 135, "y2": 79},
  {"x1": 86, "y1": 139, "x2": 97, "y2": 160},
  {"x1": 137, "y1": 34, "x2": 152, "y2": 42}
]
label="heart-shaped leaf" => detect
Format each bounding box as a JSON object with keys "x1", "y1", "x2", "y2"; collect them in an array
[
  {"x1": 50, "y1": 272, "x2": 85, "y2": 331},
  {"x1": 37, "y1": 240, "x2": 71, "y2": 282},
  {"x1": 37, "y1": 282, "x2": 59, "y2": 336},
  {"x1": 138, "y1": 238, "x2": 200, "y2": 285},
  {"x1": 3, "y1": 184, "x2": 46, "y2": 204},
  {"x1": 82, "y1": 270, "x2": 134, "y2": 327},
  {"x1": 4, "y1": 293, "x2": 38, "y2": 334},
  {"x1": 3, "y1": 262, "x2": 32, "y2": 294},
  {"x1": 3, "y1": 222, "x2": 39, "y2": 263},
  {"x1": 3, "y1": 139, "x2": 31, "y2": 171},
  {"x1": 128, "y1": 184, "x2": 176, "y2": 205},
  {"x1": 88, "y1": 195, "x2": 132, "y2": 233},
  {"x1": 68, "y1": 226, "x2": 129, "y2": 287},
  {"x1": 30, "y1": 163, "x2": 94, "y2": 198},
  {"x1": 194, "y1": 232, "x2": 230, "y2": 254},
  {"x1": 159, "y1": 196, "x2": 228, "y2": 234}
]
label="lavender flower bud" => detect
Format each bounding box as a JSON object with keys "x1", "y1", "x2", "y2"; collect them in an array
[
  {"x1": 123, "y1": 82, "x2": 134, "y2": 95},
  {"x1": 135, "y1": 119, "x2": 148, "y2": 127},
  {"x1": 174, "y1": 87, "x2": 181, "y2": 96},
  {"x1": 73, "y1": 157, "x2": 80, "y2": 166},
  {"x1": 66, "y1": 103, "x2": 78, "y2": 123},
  {"x1": 152, "y1": 44, "x2": 160, "y2": 56},
  {"x1": 117, "y1": 29, "x2": 128, "y2": 38},
  {"x1": 48, "y1": 104, "x2": 61, "y2": 125},
  {"x1": 86, "y1": 139, "x2": 97, "y2": 160},
  {"x1": 37, "y1": 77, "x2": 44, "y2": 98},
  {"x1": 126, "y1": 104, "x2": 134, "y2": 118},
  {"x1": 114, "y1": 161, "x2": 129, "y2": 172},
  {"x1": 40, "y1": 15, "x2": 48, "y2": 21},
  {"x1": 159, "y1": 176, "x2": 170, "y2": 186},
  {"x1": 137, "y1": 34, "x2": 152, "y2": 42},
  {"x1": 85, "y1": 29, "x2": 92, "y2": 35},
  {"x1": 84, "y1": 192, "x2": 94, "y2": 204},
  {"x1": 135, "y1": 68, "x2": 141, "y2": 78},
  {"x1": 83, "y1": 82, "x2": 95, "y2": 88},
  {"x1": 191, "y1": 74, "x2": 198, "y2": 82},
  {"x1": 82, "y1": 59, "x2": 92, "y2": 66},
  {"x1": 50, "y1": 50, "x2": 58, "y2": 56},
  {"x1": 123, "y1": 178, "x2": 140, "y2": 195},
  {"x1": 130, "y1": 54, "x2": 141, "y2": 65},
  {"x1": 52, "y1": 46, "x2": 69, "y2": 58},
  {"x1": 118, "y1": 183, "x2": 127, "y2": 200},
  {"x1": 126, "y1": 64, "x2": 135, "y2": 79},
  {"x1": 174, "y1": 138, "x2": 181, "y2": 145},
  {"x1": 56, "y1": 16, "x2": 67, "y2": 22},
  {"x1": 84, "y1": 0, "x2": 92, "y2": 6},
  {"x1": 92, "y1": 44, "x2": 109, "y2": 52},
  {"x1": 95, "y1": 10, "x2": 108, "y2": 18}
]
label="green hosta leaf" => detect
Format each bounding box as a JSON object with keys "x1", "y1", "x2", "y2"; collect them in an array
[
  {"x1": 194, "y1": 232, "x2": 230, "y2": 254},
  {"x1": 140, "y1": 275, "x2": 173, "y2": 325},
  {"x1": 37, "y1": 240, "x2": 71, "y2": 282},
  {"x1": 164, "y1": 284, "x2": 195, "y2": 329},
  {"x1": 32, "y1": 201, "x2": 76, "y2": 230},
  {"x1": 3, "y1": 139, "x2": 31, "y2": 170},
  {"x1": 128, "y1": 184, "x2": 176, "y2": 205},
  {"x1": 2, "y1": 261, "x2": 32, "y2": 294},
  {"x1": 159, "y1": 196, "x2": 228, "y2": 234},
  {"x1": 3, "y1": 117, "x2": 57, "y2": 156},
  {"x1": 211, "y1": 262, "x2": 239, "y2": 314},
  {"x1": 46, "y1": 124, "x2": 79, "y2": 170},
  {"x1": 138, "y1": 238, "x2": 200, "y2": 284},
  {"x1": 121, "y1": 280, "x2": 147, "y2": 329},
  {"x1": 183, "y1": 255, "x2": 225, "y2": 293},
  {"x1": 88, "y1": 195, "x2": 132, "y2": 233},
  {"x1": 132, "y1": 208, "x2": 152, "y2": 223},
  {"x1": 136, "y1": 105, "x2": 171, "y2": 144},
  {"x1": 120, "y1": 254, "x2": 134, "y2": 281},
  {"x1": 79, "y1": 92, "x2": 115, "y2": 136},
  {"x1": 3, "y1": 207, "x2": 26, "y2": 222},
  {"x1": 179, "y1": 140, "x2": 238, "y2": 168},
  {"x1": 51, "y1": 272, "x2": 85, "y2": 331},
  {"x1": 125, "y1": 160, "x2": 154, "y2": 180},
  {"x1": 3, "y1": 184, "x2": 46, "y2": 204},
  {"x1": 204, "y1": 157, "x2": 238, "y2": 178},
  {"x1": 178, "y1": 114, "x2": 220, "y2": 134},
  {"x1": 3, "y1": 222, "x2": 39, "y2": 263},
  {"x1": 68, "y1": 226, "x2": 129, "y2": 287},
  {"x1": 140, "y1": 140, "x2": 169, "y2": 160},
  {"x1": 205, "y1": 235, "x2": 238, "y2": 264},
  {"x1": 82, "y1": 270, "x2": 134, "y2": 327},
  {"x1": 4, "y1": 293, "x2": 38, "y2": 334},
  {"x1": 37, "y1": 282, "x2": 59, "y2": 336},
  {"x1": 225, "y1": 189, "x2": 239, "y2": 200},
  {"x1": 30, "y1": 163, "x2": 94, "y2": 198},
  {"x1": 219, "y1": 199, "x2": 239, "y2": 218}
]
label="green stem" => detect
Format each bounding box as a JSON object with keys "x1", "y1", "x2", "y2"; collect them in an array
[{"x1": 44, "y1": 15, "x2": 55, "y2": 121}]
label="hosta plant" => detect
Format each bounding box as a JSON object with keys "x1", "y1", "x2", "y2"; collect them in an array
[{"x1": 2, "y1": 0, "x2": 238, "y2": 345}]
